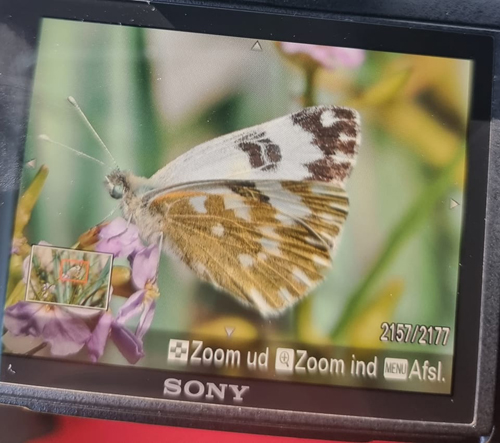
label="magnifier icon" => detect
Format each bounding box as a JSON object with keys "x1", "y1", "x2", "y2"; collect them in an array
[
  {"x1": 275, "y1": 348, "x2": 294, "y2": 374},
  {"x1": 279, "y1": 351, "x2": 290, "y2": 367}
]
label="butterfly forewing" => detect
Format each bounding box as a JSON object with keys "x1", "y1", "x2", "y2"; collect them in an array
[
  {"x1": 149, "y1": 105, "x2": 360, "y2": 189},
  {"x1": 148, "y1": 180, "x2": 349, "y2": 317}
]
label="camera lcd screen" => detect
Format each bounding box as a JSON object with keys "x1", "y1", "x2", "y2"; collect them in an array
[{"x1": 0, "y1": 5, "x2": 491, "y2": 420}]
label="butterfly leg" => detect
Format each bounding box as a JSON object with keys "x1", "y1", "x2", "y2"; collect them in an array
[{"x1": 146, "y1": 232, "x2": 163, "y2": 288}]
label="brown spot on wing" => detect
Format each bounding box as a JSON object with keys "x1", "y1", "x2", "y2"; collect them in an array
[
  {"x1": 292, "y1": 107, "x2": 359, "y2": 157},
  {"x1": 238, "y1": 131, "x2": 282, "y2": 171},
  {"x1": 306, "y1": 158, "x2": 351, "y2": 182},
  {"x1": 334, "y1": 108, "x2": 357, "y2": 120}
]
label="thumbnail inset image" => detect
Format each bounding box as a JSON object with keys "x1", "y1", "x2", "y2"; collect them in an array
[{"x1": 25, "y1": 245, "x2": 113, "y2": 310}]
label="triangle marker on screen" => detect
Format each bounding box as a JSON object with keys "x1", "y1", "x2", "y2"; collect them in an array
[
  {"x1": 25, "y1": 159, "x2": 36, "y2": 169},
  {"x1": 251, "y1": 41, "x2": 263, "y2": 51}
]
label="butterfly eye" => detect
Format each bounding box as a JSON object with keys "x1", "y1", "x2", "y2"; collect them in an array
[{"x1": 110, "y1": 184, "x2": 124, "y2": 200}]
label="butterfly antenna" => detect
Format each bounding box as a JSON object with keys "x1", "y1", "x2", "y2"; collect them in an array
[
  {"x1": 38, "y1": 134, "x2": 106, "y2": 167},
  {"x1": 67, "y1": 96, "x2": 118, "y2": 167}
]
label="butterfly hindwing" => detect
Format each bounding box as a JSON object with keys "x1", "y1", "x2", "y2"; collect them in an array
[
  {"x1": 149, "y1": 106, "x2": 360, "y2": 189},
  {"x1": 147, "y1": 180, "x2": 349, "y2": 317}
]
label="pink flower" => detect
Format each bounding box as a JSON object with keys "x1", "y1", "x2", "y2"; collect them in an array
[
  {"x1": 86, "y1": 312, "x2": 145, "y2": 364},
  {"x1": 280, "y1": 43, "x2": 365, "y2": 70},
  {"x1": 115, "y1": 287, "x2": 158, "y2": 341},
  {"x1": 86, "y1": 243, "x2": 161, "y2": 364},
  {"x1": 131, "y1": 245, "x2": 160, "y2": 289},
  {"x1": 4, "y1": 302, "x2": 93, "y2": 356},
  {"x1": 95, "y1": 218, "x2": 144, "y2": 258}
]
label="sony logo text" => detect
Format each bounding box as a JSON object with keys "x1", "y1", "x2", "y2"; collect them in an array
[{"x1": 164, "y1": 378, "x2": 250, "y2": 403}]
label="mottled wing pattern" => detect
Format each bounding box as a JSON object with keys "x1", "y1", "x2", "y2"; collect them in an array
[
  {"x1": 148, "y1": 180, "x2": 349, "y2": 317},
  {"x1": 149, "y1": 106, "x2": 360, "y2": 189}
]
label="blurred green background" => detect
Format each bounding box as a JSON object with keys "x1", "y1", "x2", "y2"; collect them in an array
[{"x1": 18, "y1": 18, "x2": 470, "y2": 382}]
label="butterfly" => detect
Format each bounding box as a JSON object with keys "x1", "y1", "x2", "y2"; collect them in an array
[{"x1": 99, "y1": 104, "x2": 360, "y2": 317}]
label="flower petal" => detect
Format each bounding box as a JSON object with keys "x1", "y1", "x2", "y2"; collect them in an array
[
  {"x1": 96, "y1": 218, "x2": 144, "y2": 258},
  {"x1": 115, "y1": 290, "x2": 145, "y2": 324},
  {"x1": 99, "y1": 218, "x2": 132, "y2": 238},
  {"x1": 65, "y1": 306, "x2": 102, "y2": 319},
  {"x1": 95, "y1": 238, "x2": 124, "y2": 257},
  {"x1": 131, "y1": 245, "x2": 160, "y2": 289},
  {"x1": 136, "y1": 298, "x2": 156, "y2": 341},
  {"x1": 4, "y1": 302, "x2": 50, "y2": 336},
  {"x1": 111, "y1": 322, "x2": 144, "y2": 364},
  {"x1": 42, "y1": 307, "x2": 92, "y2": 356},
  {"x1": 86, "y1": 313, "x2": 113, "y2": 362}
]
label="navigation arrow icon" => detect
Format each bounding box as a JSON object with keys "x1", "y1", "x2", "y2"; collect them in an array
[
  {"x1": 225, "y1": 326, "x2": 235, "y2": 338},
  {"x1": 449, "y1": 199, "x2": 460, "y2": 209},
  {"x1": 251, "y1": 41, "x2": 263, "y2": 52}
]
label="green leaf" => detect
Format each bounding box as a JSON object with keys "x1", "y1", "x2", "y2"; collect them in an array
[
  {"x1": 6, "y1": 281, "x2": 26, "y2": 306},
  {"x1": 13, "y1": 166, "x2": 49, "y2": 239}
]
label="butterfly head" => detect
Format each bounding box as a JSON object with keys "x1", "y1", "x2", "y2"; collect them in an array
[{"x1": 105, "y1": 169, "x2": 130, "y2": 200}]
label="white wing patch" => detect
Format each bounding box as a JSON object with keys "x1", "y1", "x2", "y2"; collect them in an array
[
  {"x1": 190, "y1": 195, "x2": 207, "y2": 213},
  {"x1": 212, "y1": 223, "x2": 224, "y2": 237}
]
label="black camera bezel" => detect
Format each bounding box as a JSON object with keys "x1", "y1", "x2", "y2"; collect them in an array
[{"x1": 0, "y1": 1, "x2": 498, "y2": 441}]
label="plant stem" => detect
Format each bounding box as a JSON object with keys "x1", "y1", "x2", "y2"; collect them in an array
[
  {"x1": 330, "y1": 150, "x2": 463, "y2": 339},
  {"x1": 303, "y1": 66, "x2": 318, "y2": 107}
]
